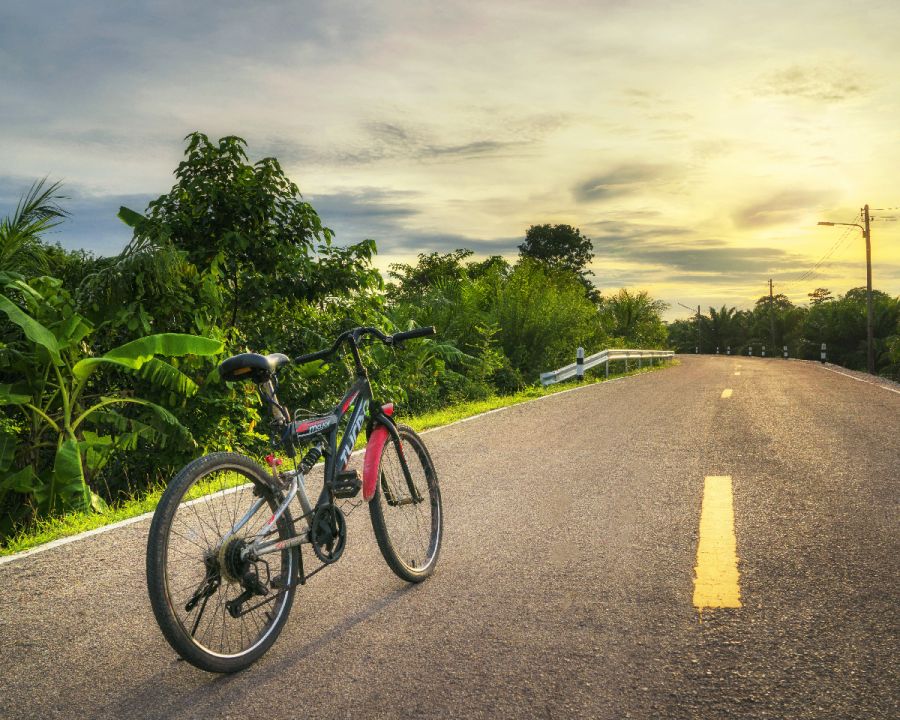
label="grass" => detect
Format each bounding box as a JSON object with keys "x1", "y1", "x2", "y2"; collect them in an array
[{"x1": 0, "y1": 358, "x2": 675, "y2": 556}]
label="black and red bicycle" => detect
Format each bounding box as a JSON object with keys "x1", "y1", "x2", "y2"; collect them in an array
[{"x1": 145, "y1": 326, "x2": 442, "y2": 673}]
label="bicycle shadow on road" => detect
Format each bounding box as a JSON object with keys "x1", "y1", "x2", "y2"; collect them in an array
[{"x1": 99, "y1": 584, "x2": 415, "y2": 720}]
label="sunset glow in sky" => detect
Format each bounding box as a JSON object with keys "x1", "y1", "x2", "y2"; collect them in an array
[{"x1": 2, "y1": 0, "x2": 898, "y2": 320}]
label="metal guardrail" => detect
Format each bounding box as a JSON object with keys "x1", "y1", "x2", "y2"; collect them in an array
[{"x1": 540, "y1": 347, "x2": 675, "y2": 386}]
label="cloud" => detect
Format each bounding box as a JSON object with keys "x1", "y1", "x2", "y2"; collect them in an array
[
  {"x1": 757, "y1": 62, "x2": 869, "y2": 102},
  {"x1": 733, "y1": 189, "x2": 836, "y2": 228},
  {"x1": 308, "y1": 187, "x2": 519, "y2": 255},
  {"x1": 585, "y1": 219, "x2": 808, "y2": 283},
  {"x1": 422, "y1": 140, "x2": 518, "y2": 158},
  {"x1": 572, "y1": 164, "x2": 673, "y2": 203}
]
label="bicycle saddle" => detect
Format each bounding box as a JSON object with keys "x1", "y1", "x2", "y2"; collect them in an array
[{"x1": 218, "y1": 352, "x2": 290, "y2": 382}]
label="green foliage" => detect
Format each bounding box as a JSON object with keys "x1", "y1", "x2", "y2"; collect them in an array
[
  {"x1": 668, "y1": 289, "x2": 900, "y2": 378},
  {"x1": 801, "y1": 287, "x2": 899, "y2": 376},
  {"x1": 389, "y1": 250, "x2": 473, "y2": 299},
  {"x1": 599, "y1": 289, "x2": 668, "y2": 347},
  {"x1": 0, "y1": 274, "x2": 222, "y2": 526},
  {"x1": 808, "y1": 287, "x2": 833, "y2": 306},
  {"x1": 0, "y1": 178, "x2": 66, "y2": 277},
  {"x1": 493, "y1": 259, "x2": 605, "y2": 380},
  {"x1": 518, "y1": 224, "x2": 598, "y2": 301},
  {"x1": 518, "y1": 224, "x2": 594, "y2": 276},
  {"x1": 124, "y1": 132, "x2": 356, "y2": 335}
]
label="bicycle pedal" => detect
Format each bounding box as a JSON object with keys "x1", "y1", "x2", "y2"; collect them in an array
[{"x1": 330, "y1": 469, "x2": 361, "y2": 498}]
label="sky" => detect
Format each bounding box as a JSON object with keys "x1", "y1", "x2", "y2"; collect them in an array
[{"x1": 2, "y1": 0, "x2": 898, "y2": 321}]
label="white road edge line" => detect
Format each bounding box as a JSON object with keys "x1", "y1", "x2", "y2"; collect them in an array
[
  {"x1": 0, "y1": 370, "x2": 651, "y2": 565},
  {"x1": 819, "y1": 364, "x2": 900, "y2": 395}
]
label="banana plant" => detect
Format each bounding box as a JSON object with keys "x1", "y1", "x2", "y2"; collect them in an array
[{"x1": 0, "y1": 274, "x2": 223, "y2": 515}]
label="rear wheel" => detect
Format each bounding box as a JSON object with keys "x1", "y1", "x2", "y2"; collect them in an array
[
  {"x1": 369, "y1": 425, "x2": 442, "y2": 582},
  {"x1": 146, "y1": 452, "x2": 298, "y2": 673}
]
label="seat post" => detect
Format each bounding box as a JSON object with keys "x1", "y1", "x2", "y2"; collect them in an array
[{"x1": 259, "y1": 380, "x2": 290, "y2": 425}]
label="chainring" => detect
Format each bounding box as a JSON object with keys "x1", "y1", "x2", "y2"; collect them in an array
[{"x1": 310, "y1": 504, "x2": 347, "y2": 564}]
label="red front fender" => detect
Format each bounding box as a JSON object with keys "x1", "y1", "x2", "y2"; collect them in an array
[
  {"x1": 362, "y1": 424, "x2": 388, "y2": 501},
  {"x1": 363, "y1": 404, "x2": 395, "y2": 502}
]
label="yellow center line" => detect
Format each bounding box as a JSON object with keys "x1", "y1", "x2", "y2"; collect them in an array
[
  {"x1": 693, "y1": 475, "x2": 742, "y2": 609},
  {"x1": 721, "y1": 388, "x2": 733, "y2": 398}
]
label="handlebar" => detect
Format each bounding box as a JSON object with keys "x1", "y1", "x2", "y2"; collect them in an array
[
  {"x1": 392, "y1": 326, "x2": 436, "y2": 343},
  {"x1": 293, "y1": 326, "x2": 436, "y2": 365}
]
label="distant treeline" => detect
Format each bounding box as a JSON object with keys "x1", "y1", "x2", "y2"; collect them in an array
[{"x1": 667, "y1": 290, "x2": 900, "y2": 375}]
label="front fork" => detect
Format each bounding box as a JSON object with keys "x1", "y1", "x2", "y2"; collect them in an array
[{"x1": 369, "y1": 410, "x2": 424, "y2": 505}]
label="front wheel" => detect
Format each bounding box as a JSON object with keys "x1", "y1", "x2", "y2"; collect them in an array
[{"x1": 369, "y1": 424, "x2": 443, "y2": 582}]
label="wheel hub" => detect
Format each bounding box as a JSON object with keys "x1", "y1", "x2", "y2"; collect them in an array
[{"x1": 218, "y1": 537, "x2": 250, "y2": 583}]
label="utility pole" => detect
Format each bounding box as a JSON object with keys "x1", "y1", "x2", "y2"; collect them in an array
[
  {"x1": 863, "y1": 205, "x2": 874, "y2": 375},
  {"x1": 817, "y1": 205, "x2": 875, "y2": 374},
  {"x1": 697, "y1": 305, "x2": 702, "y2": 354},
  {"x1": 768, "y1": 279, "x2": 776, "y2": 352}
]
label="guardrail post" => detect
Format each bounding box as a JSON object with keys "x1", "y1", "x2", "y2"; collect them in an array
[
  {"x1": 748, "y1": 346, "x2": 752, "y2": 356},
  {"x1": 821, "y1": 342, "x2": 826, "y2": 363},
  {"x1": 605, "y1": 356, "x2": 609, "y2": 378},
  {"x1": 639, "y1": 353, "x2": 643, "y2": 369},
  {"x1": 762, "y1": 345, "x2": 766, "y2": 357},
  {"x1": 783, "y1": 345, "x2": 788, "y2": 359},
  {"x1": 716, "y1": 346, "x2": 719, "y2": 354},
  {"x1": 625, "y1": 353, "x2": 629, "y2": 372},
  {"x1": 727, "y1": 346, "x2": 731, "y2": 355},
  {"x1": 576, "y1": 347, "x2": 584, "y2": 379}
]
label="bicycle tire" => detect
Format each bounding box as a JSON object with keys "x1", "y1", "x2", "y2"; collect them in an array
[
  {"x1": 368, "y1": 425, "x2": 442, "y2": 582},
  {"x1": 146, "y1": 452, "x2": 298, "y2": 673}
]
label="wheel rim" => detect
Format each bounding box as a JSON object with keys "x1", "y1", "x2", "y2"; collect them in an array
[
  {"x1": 376, "y1": 433, "x2": 440, "y2": 572},
  {"x1": 161, "y1": 466, "x2": 292, "y2": 659}
]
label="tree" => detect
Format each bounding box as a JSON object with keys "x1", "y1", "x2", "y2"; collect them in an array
[
  {"x1": 518, "y1": 224, "x2": 598, "y2": 300},
  {"x1": 702, "y1": 305, "x2": 746, "y2": 353},
  {"x1": 600, "y1": 289, "x2": 668, "y2": 347},
  {"x1": 0, "y1": 178, "x2": 64, "y2": 276},
  {"x1": 494, "y1": 259, "x2": 605, "y2": 379},
  {"x1": 120, "y1": 133, "x2": 367, "y2": 336},
  {"x1": 808, "y1": 287, "x2": 833, "y2": 306},
  {"x1": 388, "y1": 250, "x2": 474, "y2": 299}
]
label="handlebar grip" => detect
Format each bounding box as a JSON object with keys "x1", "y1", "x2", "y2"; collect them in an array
[{"x1": 392, "y1": 326, "x2": 436, "y2": 343}]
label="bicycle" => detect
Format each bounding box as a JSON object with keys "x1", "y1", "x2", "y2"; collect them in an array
[{"x1": 145, "y1": 326, "x2": 443, "y2": 673}]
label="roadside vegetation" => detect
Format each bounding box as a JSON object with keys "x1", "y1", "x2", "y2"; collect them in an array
[
  {"x1": 667, "y1": 290, "x2": 900, "y2": 377},
  {"x1": 0, "y1": 133, "x2": 671, "y2": 546}
]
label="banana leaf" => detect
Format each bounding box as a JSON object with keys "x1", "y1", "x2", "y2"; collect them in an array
[
  {"x1": 72, "y1": 333, "x2": 223, "y2": 381},
  {"x1": 49, "y1": 439, "x2": 93, "y2": 512},
  {"x1": 0, "y1": 383, "x2": 31, "y2": 406},
  {"x1": 0, "y1": 294, "x2": 60, "y2": 363}
]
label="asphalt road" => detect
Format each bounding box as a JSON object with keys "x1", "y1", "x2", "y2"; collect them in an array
[{"x1": 1, "y1": 356, "x2": 897, "y2": 719}]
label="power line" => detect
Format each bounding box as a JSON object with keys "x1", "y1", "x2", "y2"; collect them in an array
[{"x1": 778, "y1": 212, "x2": 859, "y2": 296}]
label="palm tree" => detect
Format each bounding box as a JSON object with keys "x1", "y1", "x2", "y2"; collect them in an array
[
  {"x1": 0, "y1": 178, "x2": 66, "y2": 276},
  {"x1": 705, "y1": 305, "x2": 741, "y2": 352},
  {"x1": 601, "y1": 289, "x2": 668, "y2": 346}
]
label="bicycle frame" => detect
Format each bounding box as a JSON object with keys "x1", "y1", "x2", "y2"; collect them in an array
[{"x1": 230, "y1": 372, "x2": 418, "y2": 563}]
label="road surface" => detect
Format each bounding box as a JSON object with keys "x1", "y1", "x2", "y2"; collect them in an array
[{"x1": 1, "y1": 356, "x2": 897, "y2": 719}]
